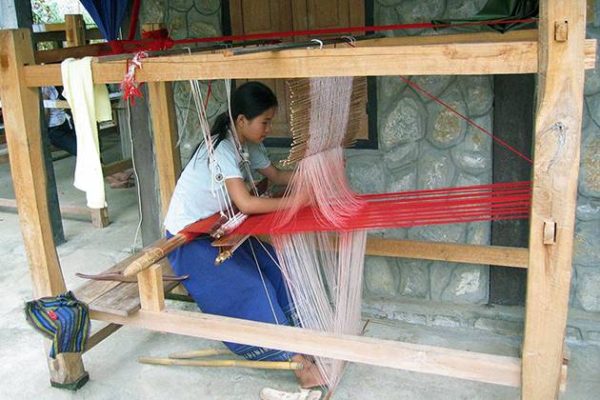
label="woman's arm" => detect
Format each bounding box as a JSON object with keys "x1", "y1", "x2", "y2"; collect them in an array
[
  {"x1": 225, "y1": 177, "x2": 284, "y2": 215},
  {"x1": 257, "y1": 164, "x2": 293, "y2": 186}
]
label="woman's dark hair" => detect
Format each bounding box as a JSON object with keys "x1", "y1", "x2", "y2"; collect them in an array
[{"x1": 211, "y1": 81, "x2": 278, "y2": 148}]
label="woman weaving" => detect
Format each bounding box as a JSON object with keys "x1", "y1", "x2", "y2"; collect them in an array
[{"x1": 163, "y1": 81, "x2": 323, "y2": 390}]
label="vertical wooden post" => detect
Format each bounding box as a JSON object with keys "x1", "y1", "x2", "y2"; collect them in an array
[
  {"x1": 146, "y1": 81, "x2": 181, "y2": 221},
  {"x1": 0, "y1": 29, "x2": 88, "y2": 388},
  {"x1": 64, "y1": 14, "x2": 85, "y2": 47},
  {"x1": 138, "y1": 264, "x2": 166, "y2": 312},
  {"x1": 90, "y1": 207, "x2": 110, "y2": 228},
  {"x1": 522, "y1": 1, "x2": 587, "y2": 399},
  {"x1": 143, "y1": 23, "x2": 182, "y2": 222}
]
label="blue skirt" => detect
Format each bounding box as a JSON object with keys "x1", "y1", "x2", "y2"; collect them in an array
[{"x1": 167, "y1": 233, "x2": 296, "y2": 361}]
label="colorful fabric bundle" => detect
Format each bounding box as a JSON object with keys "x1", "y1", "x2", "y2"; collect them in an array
[{"x1": 25, "y1": 291, "x2": 90, "y2": 358}]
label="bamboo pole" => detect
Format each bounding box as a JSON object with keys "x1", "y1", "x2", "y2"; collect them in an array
[
  {"x1": 169, "y1": 348, "x2": 231, "y2": 359},
  {"x1": 139, "y1": 357, "x2": 303, "y2": 370}
]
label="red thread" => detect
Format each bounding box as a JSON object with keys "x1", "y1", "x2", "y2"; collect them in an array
[
  {"x1": 204, "y1": 81, "x2": 212, "y2": 109},
  {"x1": 231, "y1": 181, "x2": 532, "y2": 235},
  {"x1": 127, "y1": 0, "x2": 142, "y2": 41}
]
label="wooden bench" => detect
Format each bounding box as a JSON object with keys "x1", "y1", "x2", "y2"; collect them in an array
[
  {"x1": 74, "y1": 243, "x2": 182, "y2": 318},
  {"x1": 72, "y1": 239, "x2": 186, "y2": 353}
]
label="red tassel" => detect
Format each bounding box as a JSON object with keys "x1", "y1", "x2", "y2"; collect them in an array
[{"x1": 120, "y1": 51, "x2": 148, "y2": 105}]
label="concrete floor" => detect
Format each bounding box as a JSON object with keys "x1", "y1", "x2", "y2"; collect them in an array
[{"x1": 1, "y1": 140, "x2": 599, "y2": 399}]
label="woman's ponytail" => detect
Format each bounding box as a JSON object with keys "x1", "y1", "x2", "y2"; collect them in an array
[{"x1": 211, "y1": 111, "x2": 230, "y2": 148}]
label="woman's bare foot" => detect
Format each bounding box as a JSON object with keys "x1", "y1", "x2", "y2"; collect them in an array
[{"x1": 292, "y1": 355, "x2": 326, "y2": 389}]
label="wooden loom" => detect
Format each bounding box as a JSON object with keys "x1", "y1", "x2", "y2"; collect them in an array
[{"x1": 0, "y1": 1, "x2": 595, "y2": 397}]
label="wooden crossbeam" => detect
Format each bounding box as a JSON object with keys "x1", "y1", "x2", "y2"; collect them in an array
[
  {"x1": 23, "y1": 32, "x2": 597, "y2": 87},
  {"x1": 93, "y1": 308, "x2": 523, "y2": 387},
  {"x1": 0, "y1": 197, "x2": 101, "y2": 222},
  {"x1": 365, "y1": 238, "x2": 528, "y2": 268},
  {"x1": 84, "y1": 323, "x2": 122, "y2": 352}
]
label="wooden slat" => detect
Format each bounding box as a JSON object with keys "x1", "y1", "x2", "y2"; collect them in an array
[
  {"x1": 89, "y1": 259, "x2": 178, "y2": 317},
  {"x1": 32, "y1": 28, "x2": 103, "y2": 44},
  {"x1": 0, "y1": 99, "x2": 68, "y2": 108},
  {"x1": 33, "y1": 22, "x2": 70, "y2": 33},
  {"x1": 146, "y1": 82, "x2": 181, "y2": 219},
  {"x1": 522, "y1": 1, "x2": 587, "y2": 399},
  {"x1": 73, "y1": 237, "x2": 181, "y2": 318},
  {"x1": 74, "y1": 239, "x2": 169, "y2": 303},
  {"x1": 77, "y1": 258, "x2": 177, "y2": 317},
  {"x1": 23, "y1": 35, "x2": 598, "y2": 87},
  {"x1": 0, "y1": 29, "x2": 65, "y2": 297},
  {"x1": 34, "y1": 42, "x2": 109, "y2": 65},
  {"x1": 101, "y1": 159, "x2": 133, "y2": 176},
  {"x1": 92, "y1": 308, "x2": 522, "y2": 387},
  {"x1": 84, "y1": 323, "x2": 122, "y2": 352},
  {"x1": 89, "y1": 281, "x2": 144, "y2": 317},
  {"x1": 365, "y1": 238, "x2": 528, "y2": 268},
  {"x1": 0, "y1": 197, "x2": 99, "y2": 221}
]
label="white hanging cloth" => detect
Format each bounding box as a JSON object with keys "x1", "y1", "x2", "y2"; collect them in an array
[{"x1": 60, "y1": 57, "x2": 112, "y2": 208}]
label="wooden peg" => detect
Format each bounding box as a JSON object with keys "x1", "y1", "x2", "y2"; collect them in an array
[
  {"x1": 138, "y1": 264, "x2": 165, "y2": 312},
  {"x1": 555, "y1": 21, "x2": 568, "y2": 42},
  {"x1": 543, "y1": 220, "x2": 557, "y2": 245}
]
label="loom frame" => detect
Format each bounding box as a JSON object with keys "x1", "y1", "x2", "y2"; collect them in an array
[{"x1": 0, "y1": 1, "x2": 594, "y2": 398}]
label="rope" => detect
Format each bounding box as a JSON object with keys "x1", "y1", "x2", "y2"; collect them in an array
[{"x1": 399, "y1": 76, "x2": 533, "y2": 164}]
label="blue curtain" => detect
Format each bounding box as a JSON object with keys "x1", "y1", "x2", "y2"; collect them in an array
[{"x1": 79, "y1": 0, "x2": 130, "y2": 41}]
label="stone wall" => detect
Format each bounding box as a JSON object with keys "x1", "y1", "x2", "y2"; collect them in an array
[
  {"x1": 354, "y1": 0, "x2": 492, "y2": 305},
  {"x1": 141, "y1": 0, "x2": 227, "y2": 163},
  {"x1": 574, "y1": 23, "x2": 600, "y2": 313},
  {"x1": 140, "y1": 0, "x2": 600, "y2": 315}
]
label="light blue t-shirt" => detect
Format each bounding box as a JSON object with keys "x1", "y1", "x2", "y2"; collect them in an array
[{"x1": 164, "y1": 134, "x2": 271, "y2": 233}]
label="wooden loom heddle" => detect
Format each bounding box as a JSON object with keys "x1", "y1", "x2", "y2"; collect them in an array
[{"x1": 0, "y1": 3, "x2": 594, "y2": 396}]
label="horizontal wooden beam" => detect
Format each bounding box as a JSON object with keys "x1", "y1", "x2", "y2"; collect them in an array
[
  {"x1": 32, "y1": 28, "x2": 103, "y2": 44},
  {"x1": 93, "y1": 308, "x2": 522, "y2": 387},
  {"x1": 357, "y1": 29, "x2": 539, "y2": 47},
  {"x1": 23, "y1": 35, "x2": 597, "y2": 87},
  {"x1": 0, "y1": 99, "x2": 68, "y2": 108},
  {"x1": 101, "y1": 159, "x2": 133, "y2": 176},
  {"x1": 34, "y1": 42, "x2": 111, "y2": 65},
  {"x1": 365, "y1": 238, "x2": 528, "y2": 268},
  {"x1": 0, "y1": 197, "x2": 94, "y2": 221},
  {"x1": 84, "y1": 323, "x2": 122, "y2": 352}
]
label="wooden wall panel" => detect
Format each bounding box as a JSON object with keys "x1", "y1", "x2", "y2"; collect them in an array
[{"x1": 230, "y1": 0, "x2": 367, "y2": 141}]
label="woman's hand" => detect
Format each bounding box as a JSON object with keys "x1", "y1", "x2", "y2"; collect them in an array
[
  {"x1": 226, "y1": 177, "x2": 284, "y2": 215},
  {"x1": 292, "y1": 189, "x2": 312, "y2": 208},
  {"x1": 258, "y1": 164, "x2": 293, "y2": 186}
]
